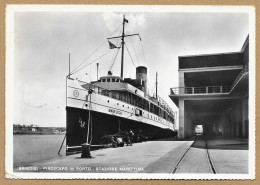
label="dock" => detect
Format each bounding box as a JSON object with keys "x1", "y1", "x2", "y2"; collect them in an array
[{"x1": 15, "y1": 137, "x2": 248, "y2": 174}]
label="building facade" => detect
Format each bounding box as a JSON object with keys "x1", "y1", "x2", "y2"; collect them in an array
[{"x1": 169, "y1": 36, "x2": 249, "y2": 139}]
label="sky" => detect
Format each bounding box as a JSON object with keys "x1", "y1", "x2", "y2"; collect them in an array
[{"x1": 11, "y1": 8, "x2": 249, "y2": 127}]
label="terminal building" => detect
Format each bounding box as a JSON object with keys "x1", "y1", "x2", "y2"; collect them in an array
[{"x1": 169, "y1": 36, "x2": 249, "y2": 139}]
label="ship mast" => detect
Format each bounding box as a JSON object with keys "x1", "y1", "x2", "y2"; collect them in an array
[
  {"x1": 107, "y1": 15, "x2": 140, "y2": 80},
  {"x1": 156, "y1": 72, "x2": 158, "y2": 99},
  {"x1": 97, "y1": 63, "x2": 99, "y2": 80},
  {"x1": 120, "y1": 15, "x2": 126, "y2": 79}
]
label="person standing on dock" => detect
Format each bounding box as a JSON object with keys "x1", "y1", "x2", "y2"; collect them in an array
[
  {"x1": 125, "y1": 131, "x2": 131, "y2": 146},
  {"x1": 129, "y1": 129, "x2": 134, "y2": 145},
  {"x1": 137, "y1": 129, "x2": 143, "y2": 143},
  {"x1": 111, "y1": 136, "x2": 117, "y2": 148}
]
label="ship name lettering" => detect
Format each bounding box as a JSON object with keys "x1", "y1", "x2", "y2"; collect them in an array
[{"x1": 108, "y1": 109, "x2": 122, "y2": 115}]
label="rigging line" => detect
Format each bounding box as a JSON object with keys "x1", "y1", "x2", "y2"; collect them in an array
[
  {"x1": 71, "y1": 50, "x2": 112, "y2": 75},
  {"x1": 90, "y1": 106, "x2": 93, "y2": 144},
  {"x1": 151, "y1": 84, "x2": 156, "y2": 96},
  {"x1": 71, "y1": 23, "x2": 122, "y2": 74},
  {"x1": 98, "y1": 68, "x2": 101, "y2": 79},
  {"x1": 129, "y1": 37, "x2": 140, "y2": 66},
  {"x1": 78, "y1": 71, "x2": 88, "y2": 80},
  {"x1": 146, "y1": 79, "x2": 156, "y2": 97},
  {"x1": 147, "y1": 79, "x2": 155, "y2": 93},
  {"x1": 109, "y1": 44, "x2": 121, "y2": 71},
  {"x1": 70, "y1": 41, "x2": 106, "y2": 74},
  {"x1": 110, "y1": 28, "x2": 122, "y2": 64},
  {"x1": 125, "y1": 43, "x2": 136, "y2": 68},
  {"x1": 89, "y1": 62, "x2": 92, "y2": 82},
  {"x1": 140, "y1": 39, "x2": 147, "y2": 67}
]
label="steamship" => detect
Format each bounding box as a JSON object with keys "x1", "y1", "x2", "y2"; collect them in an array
[{"x1": 66, "y1": 16, "x2": 176, "y2": 154}]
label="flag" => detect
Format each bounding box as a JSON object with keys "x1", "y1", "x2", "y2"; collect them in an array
[
  {"x1": 124, "y1": 18, "x2": 128, "y2": 23},
  {"x1": 108, "y1": 40, "x2": 118, "y2": 49}
]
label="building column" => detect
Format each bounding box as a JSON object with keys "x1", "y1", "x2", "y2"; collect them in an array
[
  {"x1": 179, "y1": 72, "x2": 185, "y2": 87},
  {"x1": 231, "y1": 104, "x2": 236, "y2": 137},
  {"x1": 179, "y1": 99, "x2": 185, "y2": 138},
  {"x1": 235, "y1": 100, "x2": 242, "y2": 137},
  {"x1": 242, "y1": 98, "x2": 248, "y2": 138},
  {"x1": 185, "y1": 111, "x2": 193, "y2": 138}
]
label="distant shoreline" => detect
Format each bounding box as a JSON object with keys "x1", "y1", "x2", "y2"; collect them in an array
[
  {"x1": 13, "y1": 125, "x2": 66, "y2": 135},
  {"x1": 13, "y1": 132, "x2": 66, "y2": 135}
]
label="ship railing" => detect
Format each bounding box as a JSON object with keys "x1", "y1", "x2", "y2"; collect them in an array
[
  {"x1": 150, "y1": 93, "x2": 172, "y2": 114},
  {"x1": 84, "y1": 83, "x2": 174, "y2": 123},
  {"x1": 170, "y1": 86, "x2": 231, "y2": 95},
  {"x1": 88, "y1": 84, "x2": 145, "y2": 110}
]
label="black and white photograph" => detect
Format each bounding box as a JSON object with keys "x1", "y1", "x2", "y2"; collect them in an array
[{"x1": 5, "y1": 5, "x2": 255, "y2": 179}]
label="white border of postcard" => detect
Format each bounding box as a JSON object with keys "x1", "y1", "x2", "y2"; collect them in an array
[{"x1": 5, "y1": 5, "x2": 255, "y2": 179}]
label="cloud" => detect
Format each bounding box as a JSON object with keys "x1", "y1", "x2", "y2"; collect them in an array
[
  {"x1": 101, "y1": 12, "x2": 122, "y2": 32},
  {"x1": 24, "y1": 102, "x2": 48, "y2": 108},
  {"x1": 101, "y1": 12, "x2": 146, "y2": 34},
  {"x1": 126, "y1": 13, "x2": 145, "y2": 33}
]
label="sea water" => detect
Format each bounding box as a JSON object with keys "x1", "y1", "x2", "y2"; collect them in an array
[{"x1": 13, "y1": 134, "x2": 66, "y2": 168}]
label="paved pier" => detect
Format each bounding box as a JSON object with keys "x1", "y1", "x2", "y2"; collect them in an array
[
  {"x1": 174, "y1": 137, "x2": 248, "y2": 174},
  {"x1": 33, "y1": 140, "x2": 193, "y2": 173},
  {"x1": 18, "y1": 137, "x2": 248, "y2": 173},
  {"x1": 207, "y1": 138, "x2": 248, "y2": 174},
  {"x1": 175, "y1": 140, "x2": 212, "y2": 173}
]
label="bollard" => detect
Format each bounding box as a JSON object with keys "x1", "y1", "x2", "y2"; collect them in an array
[{"x1": 81, "y1": 143, "x2": 91, "y2": 158}]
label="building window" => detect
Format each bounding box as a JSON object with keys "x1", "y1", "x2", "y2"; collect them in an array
[
  {"x1": 112, "y1": 78, "x2": 115, "y2": 82},
  {"x1": 102, "y1": 79, "x2": 106, "y2": 82},
  {"x1": 107, "y1": 79, "x2": 110, "y2": 82}
]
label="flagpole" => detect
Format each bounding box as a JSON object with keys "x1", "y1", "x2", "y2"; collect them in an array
[
  {"x1": 120, "y1": 15, "x2": 126, "y2": 79},
  {"x1": 156, "y1": 71, "x2": 158, "y2": 99},
  {"x1": 107, "y1": 16, "x2": 140, "y2": 79}
]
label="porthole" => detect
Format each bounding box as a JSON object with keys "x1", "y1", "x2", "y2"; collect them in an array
[
  {"x1": 107, "y1": 100, "x2": 109, "y2": 103},
  {"x1": 73, "y1": 90, "x2": 79, "y2": 97}
]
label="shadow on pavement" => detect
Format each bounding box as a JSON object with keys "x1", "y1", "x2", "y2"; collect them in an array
[
  {"x1": 191, "y1": 136, "x2": 248, "y2": 150},
  {"x1": 154, "y1": 137, "x2": 195, "y2": 141}
]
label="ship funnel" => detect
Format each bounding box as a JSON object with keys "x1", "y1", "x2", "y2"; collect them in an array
[{"x1": 136, "y1": 66, "x2": 147, "y2": 95}]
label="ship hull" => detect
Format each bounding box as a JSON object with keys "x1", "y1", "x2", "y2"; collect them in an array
[{"x1": 66, "y1": 106, "x2": 174, "y2": 155}]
